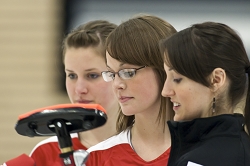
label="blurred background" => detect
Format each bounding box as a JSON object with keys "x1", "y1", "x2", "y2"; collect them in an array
[{"x1": 0, "y1": 0, "x2": 249, "y2": 162}]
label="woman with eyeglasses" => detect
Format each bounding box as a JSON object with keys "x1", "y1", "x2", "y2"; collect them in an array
[{"x1": 85, "y1": 14, "x2": 177, "y2": 165}]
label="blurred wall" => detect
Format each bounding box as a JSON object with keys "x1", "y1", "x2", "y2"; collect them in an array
[
  {"x1": 0, "y1": 0, "x2": 69, "y2": 162},
  {"x1": 68, "y1": 0, "x2": 250, "y2": 54}
]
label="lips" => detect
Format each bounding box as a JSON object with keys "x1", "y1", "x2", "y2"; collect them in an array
[
  {"x1": 119, "y1": 96, "x2": 133, "y2": 103},
  {"x1": 173, "y1": 102, "x2": 180, "y2": 107},
  {"x1": 76, "y1": 100, "x2": 93, "y2": 104},
  {"x1": 172, "y1": 101, "x2": 181, "y2": 111}
]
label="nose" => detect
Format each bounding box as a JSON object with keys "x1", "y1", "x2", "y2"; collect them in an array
[
  {"x1": 161, "y1": 79, "x2": 175, "y2": 97},
  {"x1": 112, "y1": 74, "x2": 126, "y2": 90},
  {"x1": 75, "y1": 78, "x2": 88, "y2": 94}
]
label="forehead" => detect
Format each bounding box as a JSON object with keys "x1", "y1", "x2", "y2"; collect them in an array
[
  {"x1": 65, "y1": 47, "x2": 102, "y2": 57},
  {"x1": 106, "y1": 52, "x2": 125, "y2": 69},
  {"x1": 65, "y1": 47, "x2": 105, "y2": 67}
]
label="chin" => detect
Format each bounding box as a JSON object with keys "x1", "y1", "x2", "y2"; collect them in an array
[
  {"x1": 121, "y1": 109, "x2": 135, "y2": 116},
  {"x1": 122, "y1": 112, "x2": 134, "y2": 116},
  {"x1": 173, "y1": 115, "x2": 183, "y2": 121},
  {"x1": 120, "y1": 106, "x2": 135, "y2": 116}
]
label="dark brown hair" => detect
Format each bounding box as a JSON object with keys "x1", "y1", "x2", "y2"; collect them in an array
[{"x1": 160, "y1": 21, "x2": 250, "y2": 134}]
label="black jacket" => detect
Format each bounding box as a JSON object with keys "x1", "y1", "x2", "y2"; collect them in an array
[{"x1": 167, "y1": 114, "x2": 250, "y2": 166}]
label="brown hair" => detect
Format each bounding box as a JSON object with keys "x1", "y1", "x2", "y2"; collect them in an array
[
  {"x1": 62, "y1": 20, "x2": 121, "y2": 130},
  {"x1": 62, "y1": 20, "x2": 117, "y2": 62},
  {"x1": 160, "y1": 21, "x2": 250, "y2": 134},
  {"x1": 106, "y1": 14, "x2": 177, "y2": 133}
]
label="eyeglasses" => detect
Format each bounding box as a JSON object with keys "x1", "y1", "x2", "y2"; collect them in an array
[{"x1": 101, "y1": 66, "x2": 146, "y2": 82}]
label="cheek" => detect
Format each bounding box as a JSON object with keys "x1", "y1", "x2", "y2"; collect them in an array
[
  {"x1": 176, "y1": 88, "x2": 196, "y2": 110},
  {"x1": 94, "y1": 82, "x2": 117, "y2": 106},
  {"x1": 65, "y1": 81, "x2": 74, "y2": 102},
  {"x1": 183, "y1": 88, "x2": 199, "y2": 108},
  {"x1": 144, "y1": 84, "x2": 160, "y2": 98},
  {"x1": 102, "y1": 83, "x2": 116, "y2": 98},
  {"x1": 137, "y1": 78, "x2": 160, "y2": 101},
  {"x1": 181, "y1": 88, "x2": 210, "y2": 119},
  {"x1": 65, "y1": 80, "x2": 73, "y2": 92}
]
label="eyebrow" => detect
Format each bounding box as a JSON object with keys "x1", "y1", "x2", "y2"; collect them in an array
[
  {"x1": 106, "y1": 62, "x2": 125, "y2": 70},
  {"x1": 85, "y1": 68, "x2": 99, "y2": 71},
  {"x1": 65, "y1": 69, "x2": 73, "y2": 72},
  {"x1": 65, "y1": 68, "x2": 98, "y2": 72}
]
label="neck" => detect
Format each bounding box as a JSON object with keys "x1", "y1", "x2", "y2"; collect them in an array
[
  {"x1": 130, "y1": 109, "x2": 171, "y2": 161},
  {"x1": 132, "y1": 111, "x2": 168, "y2": 139}
]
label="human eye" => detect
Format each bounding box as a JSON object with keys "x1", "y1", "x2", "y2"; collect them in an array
[
  {"x1": 102, "y1": 71, "x2": 115, "y2": 82},
  {"x1": 107, "y1": 71, "x2": 115, "y2": 78},
  {"x1": 173, "y1": 78, "x2": 182, "y2": 83},
  {"x1": 120, "y1": 69, "x2": 135, "y2": 78},
  {"x1": 67, "y1": 73, "x2": 77, "y2": 79},
  {"x1": 87, "y1": 73, "x2": 100, "y2": 79}
]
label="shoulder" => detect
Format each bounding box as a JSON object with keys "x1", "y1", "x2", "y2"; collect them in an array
[
  {"x1": 85, "y1": 130, "x2": 134, "y2": 166},
  {"x1": 87, "y1": 130, "x2": 130, "y2": 153},
  {"x1": 30, "y1": 133, "x2": 79, "y2": 156}
]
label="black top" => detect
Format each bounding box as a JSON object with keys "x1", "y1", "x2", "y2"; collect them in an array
[{"x1": 167, "y1": 114, "x2": 250, "y2": 166}]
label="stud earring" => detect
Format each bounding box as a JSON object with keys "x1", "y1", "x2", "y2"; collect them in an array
[{"x1": 212, "y1": 97, "x2": 216, "y2": 113}]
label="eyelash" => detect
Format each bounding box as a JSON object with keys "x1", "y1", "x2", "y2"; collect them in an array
[
  {"x1": 87, "y1": 73, "x2": 99, "y2": 79},
  {"x1": 173, "y1": 78, "x2": 182, "y2": 83},
  {"x1": 67, "y1": 73, "x2": 100, "y2": 80},
  {"x1": 67, "y1": 73, "x2": 77, "y2": 79}
]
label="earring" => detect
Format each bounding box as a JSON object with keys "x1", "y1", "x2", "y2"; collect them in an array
[{"x1": 212, "y1": 97, "x2": 216, "y2": 113}]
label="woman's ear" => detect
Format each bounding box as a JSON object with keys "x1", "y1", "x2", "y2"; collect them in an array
[{"x1": 210, "y1": 68, "x2": 226, "y2": 92}]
